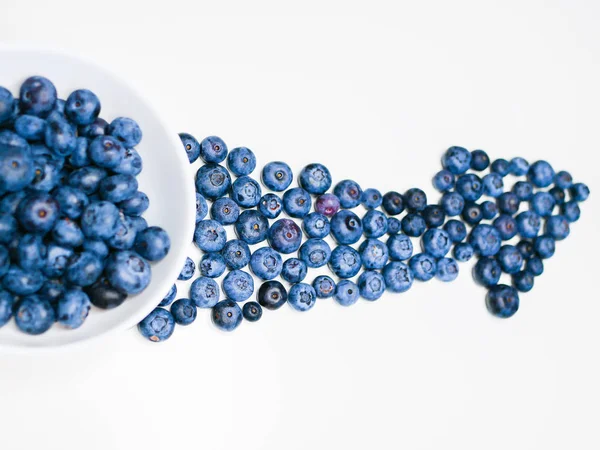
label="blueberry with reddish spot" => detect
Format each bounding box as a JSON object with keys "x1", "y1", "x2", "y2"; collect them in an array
[
  {"x1": 334, "y1": 179, "x2": 363, "y2": 209},
  {"x1": 258, "y1": 193, "x2": 283, "y2": 219},
  {"x1": 267, "y1": 218, "x2": 302, "y2": 254}
]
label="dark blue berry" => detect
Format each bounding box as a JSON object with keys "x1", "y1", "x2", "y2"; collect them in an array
[
  {"x1": 493, "y1": 214, "x2": 518, "y2": 241},
  {"x1": 330, "y1": 210, "x2": 363, "y2": 245},
  {"x1": 282, "y1": 187, "x2": 311, "y2": 218},
  {"x1": 509, "y1": 157, "x2": 529, "y2": 176},
  {"x1": 171, "y1": 299, "x2": 197, "y2": 326},
  {"x1": 404, "y1": 188, "x2": 427, "y2": 212},
  {"x1": 453, "y1": 242, "x2": 474, "y2": 262},
  {"x1": 512, "y1": 181, "x2": 534, "y2": 201},
  {"x1": 549, "y1": 186, "x2": 566, "y2": 205},
  {"x1": 554, "y1": 171, "x2": 573, "y2": 190},
  {"x1": 19, "y1": 76, "x2": 57, "y2": 117},
  {"x1": 570, "y1": 183, "x2": 590, "y2": 202},
  {"x1": 528, "y1": 160, "x2": 555, "y2": 188},
  {"x1": 54, "y1": 186, "x2": 89, "y2": 220},
  {"x1": 422, "y1": 205, "x2": 446, "y2": 228},
  {"x1": 210, "y1": 198, "x2": 240, "y2": 225},
  {"x1": 545, "y1": 215, "x2": 570, "y2": 241},
  {"x1": 401, "y1": 213, "x2": 426, "y2": 237},
  {"x1": 442, "y1": 146, "x2": 471, "y2": 175},
  {"x1": 461, "y1": 202, "x2": 483, "y2": 226},
  {"x1": 235, "y1": 210, "x2": 269, "y2": 245},
  {"x1": 526, "y1": 257, "x2": 544, "y2": 276},
  {"x1": 381, "y1": 191, "x2": 405, "y2": 216},
  {"x1": 486, "y1": 285, "x2": 519, "y2": 318},
  {"x1": 329, "y1": 245, "x2": 361, "y2": 278},
  {"x1": 80, "y1": 201, "x2": 119, "y2": 239},
  {"x1": 212, "y1": 299, "x2": 242, "y2": 332},
  {"x1": 68, "y1": 166, "x2": 107, "y2": 195},
  {"x1": 490, "y1": 158, "x2": 510, "y2": 176},
  {"x1": 190, "y1": 277, "x2": 220, "y2": 308},
  {"x1": 387, "y1": 217, "x2": 401, "y2": 235},
  {"x1": 15, "y1": 115, "x2": 46, "y2": 141},
  {"x1": 86, "y1": 278, "x2": 127, "y2": 310},
  {"x1": 560, "y1": 201, "x2": 580, "y2": 222},
  {"x1": 534, "y1": 235, "x2": 555, "y2": 259},
  {"x1": 2, "y1": 266, "x2": 45, "y2": 295},
  {"x1": 14, "y1": 295, "x2": 55, "y2": 335},
  {"x1": 118, "y1": 191, "x2": 149, "y2": 217},
  {"x1": 65, "y1": 89, "x2": 101, "y2": 126},
  {"x1": 469, "y1": 224, "x2": 502, "y2": 256},
  {"x1": 108, "y1": 117, "x2": 142, "y2": 147},
  {"x1": 516, "y1": 240, "x2": 535, "y2": 259},
  {"x1": 267, "y1": 218, "x2": 302, "y2": 253},
  {"x1": 99, "y1": 174, "x2": 138, "y2": 203},
  {"x1": 497, "y1": 192, "x2": 520, "y2": 215},
  {"x1": 497, "y1": 245, "x2": 523, "y2": 274},
  {"x1": 258, "y1": 281, "x2": 287, "y2": 310},
  {"x1": 250, "y1": 247, "x2": 283, "y2": 280},
  {"x1": 242, "y1": 301, "x2": 262, "y2": 322},
  {"x1": 444, "y1": 220, "x2": 467, "y2": 243},
  {"x1": 17, "y1": 192, "x2": 59, "y2": 233},
  {"x1": 299, "y1": 163, "x2": 332, "y2": 195},
  {"x1": 455, "y1": 174, "x2": 483, "y2": 202},
  {"x1": 512, "y1": 271, "x2": 534, "y2": 293},
  {"x1": 88, "y1": 135, "x2": 124, "y2": 168},
  {"x1": 473, "y1": 257, "x2": 501, "y2": 286},
  {"x1": 258, "y1": 193, "x2": 283, "y2": 219},
  {"x1": 470, "y1": 149, "x2": 490, "y2": 171}
]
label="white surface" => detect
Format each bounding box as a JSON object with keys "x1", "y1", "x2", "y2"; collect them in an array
[
  {"x1": 0, "y1": 49, "x2": 196, "y2": 349},
  {"x1": 1, "y1": 1, "x2": 599, "y2": 449}
]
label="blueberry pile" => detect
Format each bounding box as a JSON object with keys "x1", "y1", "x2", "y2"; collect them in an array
[
  {"x1": 138, "y1": 138, "x2": 590, "y2": 342},
  {"x1": 0, "y1": 76, "x2": 170, "y2": 335}
]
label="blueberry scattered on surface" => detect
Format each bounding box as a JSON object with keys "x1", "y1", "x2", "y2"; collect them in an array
[
  {"x1": 242, "y1": 301, "x2": 262, "y2": 322},
  {"x1": 261, "y1": 161, "x2": 293, "y2": 192},
  {"x1": 227, "y1": 147, "x2": 256, "y2": 176},
  {"x1": 281, "y1": 258, "x2": 307, "y2": 284},
  {"x1": 334, "y1": 280, "x2": 360, "y2": 306},
  {"x1": 257, "y1": 280, "x2": 288, "y2": 310},
  {"x1": 313, "y1": 275, "x2": 336, "y2": 299},
  {"x1": 334, "y1": 179, "x2": 363, "y2": 209},
  {"x1": 486, "y1": 284, "x2": 519, "y2": 318},
  {"x1": 299, "y1": 163, "x2": 332, "y2": 195},
  {"x1": 357, "y1": 271, "x2": 386, "y2": 301},
  {"x1": 212, "y1": 299, "x2": 243, "y2": 331},
  {"x1": 171, "y1": 299, "x2": 197, "y2": 326},
  {"x1": 361, "y1": 188, "x2": 383, "y2": 209},
  {"x1": 288, "y1": 283, "x2": 317, "y2": 312},
  {"x1": 138, "y1": 307, "x2": 175, "y2": 342}
]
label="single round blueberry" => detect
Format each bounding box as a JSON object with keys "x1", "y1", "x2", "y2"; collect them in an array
[
  {"x1": 330, "y1": 210, "x2": 363, "y2": 244},
  {"x1": 134, "y1": 226, "x2": 171, "y2": 261},
  {"x1": 0, "y1": 191, "x2": 27, "y2": 216},
  {"x1": 387, "y1": 233, "x2": 413, "y2": 261},
  {"x1": 497, "y1": 192, "x2": 520, "y2": 215},
  {"x1": 432, "y1": 170, "x2": 455, "y2": 192},
  {"x1": 78, "y1": 117, "x2": 108, "y2": 139},
  {"x1": 0, "y1": 132, "x2": 36, "y2": 192},
  {"x1": 2, "y1": 266, "x2": 45, "y2": 295},
  {"x1": 486, "y1": 284, "x2": 519, "y2": 318},
  {"x1": 85, "y1": 278, "x2": 127, "y2": 310},
  {"x1": 442, "y1": 146, "x2": 472, "y2": 175},
  {"x1": 0, "y1": 87, "x2": 15, "y2": 125},
  {"x1": 534, "y1": 235, "x2": 556, "y2": 259},
  {"x1": 440, "y1": 192, "x2": 465, "y2": 216},
  {"x1": 382, "y1": 191, "x2": 405, "y2": 216},
  {"x1": 29, "y1": 156, "x2": 62, "y2": 192},
  {"x1": 334, "y1": 280, "x2": 360, "y2": 306},
  {"x1": 302, "y1": 212, "x2": 330, "y2": 239},
  {"x1": 570, "y1": 183, "x2": 590, "y2": 202},
  {"x1": 249, "y1": 247, "x2": 283, "y2": 280},
  {"x1": 15, "y1": 234, "x2": 45, "y2": 271},
  {"x1": 258, "y1": 193, "x2": 283, "y2": 219},
  {"x1": 267, "y1": 218, "x2": 302, "y2": 254},
  {"x1": 190, "y1": 277, "x2": 220, "y2": 308},
  {"x1": 387, "y1": 217, "x2": 401, "y2": 235},
  {"x1": 401, "y1": 213, "x2": 427, "y2": 237},
  {"x1": 65, "y1": 251, "x2": 104, "y2": 287},
  {"x1": 178, "y1": 257, "x2": 196, "y2": 280},
  {"x1": 526, "y1": 257, "x2": 544, "y2": 277},
  {"x1": 227, "y1": 147, "x2": 256, "y2": 176},
  {"x1": 453, "y1": 242, "x2": 474, "y2": 262},
  {"x1": 65, "y1": 89, "x2": 101, "y2": 126},
  {"x1": 531, "y1": 192, "x2": 556, "y2": 217},
  {"x1": 88, "y1": 135, "x2": 125, "y2": 169},
  {"x1": 422, "y1": 205, "x2": 446, "y2": 229},
  {"x1": 298, "y1": 238, "x2": 331, "y2": 269},
  {"x1": 436, "y1": 257, "x2": 459, "y2": 282},
  {"x1": 222, "y1": 270, "x2": 254, "y2": 302},
  {"x1": 554, "y1": 171, "x2": 573, "y2": 190},
  {"x1": 53, "y1": 186, "x2": 89, "y2": 220},
  {"x1": 52, "y1": 218, "x2": 85, "y2": 248},
  {"x1": 106, "y1": 213, "x2": 137, "y2": 250},
  {"x1": 194, "y1": 219, "x2": 227, "y2": 252},
  {"x1": 113, "y1": 148, "x2": 143, "y2": 176},
  {"x1": 421, "y1": 228, "x2": 451, "y2": 258},
  {"x1": 516, "y1": 211, "x2": 541, "y2": 239},
  {"x1": 358, "y1": 238, "x2": 388, "y2": 270},
  {"x1": 282, "y1": 187, "x2": 312, "y2": 218},
  {"x1": 561, "y1": 201, "x2": 581, "y2": 223},
  {"x1": 108, "y1": 117, "x2": 142, "y2": 148},
  {"x1": 469, "y1": 224, "x2": 502, "y2": 257},
  {"x1": 549, "y1": 186, "x2": 566, "y2": 205},
  {"x1": 509, "y1": 157, "x2": 529, "y2": 176},
  {"x1": 456, "y1": 174, "x2": 483, "y2": 202},
  {"x1": 528, "y1": 160, "x2": 555, "y2": 188},
  {"x1": 444, "y1": 220, "x2": 467, "y2": 243},
  {"x1": 42, "y1": 244, "x2": 73, "y2": 278},
  {"x1": 315, "y1": 193, "x2": 341, "y2": 217},
  {"x1": 512, "y1": 271, "x2": 534, "y2": 293},
  {"x1": 0, "y1": 290, "x2": 15, "y2": 327},
  {"x1": 473, "y1": 257, "x2": 502, "y2": 286},
  {"x1": 80, "y1": 201, "x2": 119, "y2": 240},
  {"x1": 281, "y1": 258, "x2": 307, "y2": 284},
  {"x1": 545, "y1": 215, "x2": 570, "y2": 241},
  {"x1": 288, "y1": 283, "x2": 317, "y2": 312},
  {"x1": 470, "y1": 149, "x2": 490, "y2": 171},
  {"x1": 159, "y1": 284, "x2": 177, "y2": 307},
  {"x1": 138, "y1": 308, "x2": 175, "y2": 342},
  {"x1": 200, "y1": 252, "x2": 227, "y2": 278},
  {"x1": 313, "y1": 275, "x2": 336, "y2": 299},
  {"x1": 357, "y1": 271, "x2": 386, "y2": 301},
  {"x1": 242, "y1": 301, "x2": 263, "y2": 322},
  {"x1": 493, "y1": 214, "x2": 518, "y2": 241},
  {"x1": 19, "y1": 76, "x2": 57, "y2": 117},
  {"x1": 221, "y1": 239, "x2": 251, "y2": 270},
  {"x1": 171, "y1": 299, "x2": 197, "y2": 326},
  {"x1": 14, "y1": 295, "x2": 55, "y2": 335},
  {"x1": 261, "y1": 161, "x2": 293, "y2": 191},
  {"x1": 516, "y1": 240, "x2": 535, "y2": 259},
  {"x1": 299, "y1": 163, "x2": 332, "y2": 195},
  {"x1": 257, "y1": 280, "x2": 288, "y2": 310},
  {"x1": 482, "y1": 173, "x2": 504, "y2": 198},
  {"x1": 497, "y1": 245, "x2": 523, "y2": 274},
  {"x1": 16, "y1": 192, "x2": 59, "y2": 233},
  {"x1": 490, "y1": 158, "x2": 510, "y2": 177},
  {"x1": 57, "y1": 289, "x2": 91, "y2": 329},
  {"x1": 210, "y1": 197, "x2": 241, "y2": 225},
  {"x1": 15, "y1": 115, "x2": 46, "y2": 141},
  {"x1": 231, "y1": 175, "x2": 262, "y2": 208},
  {"x1": 195, "y1": 164, "x2": 232, "y2": 200},
  {"x1": 363, "y1": 210, "x2": 388, "y2": 238},
  {"x1": 68, "y1": 166, "x2": 107, "y2": 195},
  {"x1": 404, "y1": 188, "x2": 427, "y2": 212},
  {"x1": 199, "y1": 136, "x2": 228, "y2": 163},
  {"x1": 329, "y1": 245, "x2": 362, "y2": 279},
  {"x1": 334, "y1": 179, "x2": 363, "y2": 209},
  {"x1": 99, "y1": 174, "x2": 138, "y2": 203},
  {"x1": 105, "y1": 251, "x2": 151, "y2": 294},
  {"x1": 179, "y1": 132, "x2": 200, "y2": 163},
  {"x1": 512, "y1": 181, "x2": 534, "y2": 202},
  {"x1": 382, "y1": 261, "x2": 414, "y2": 292},
  {"x1": 235, "y1": 210, "x2": 269, "y2": 245},
  {"x1": 361, "y1": 188, "x2": 383, "y2": 209},
  {"x1": 195, "y1": 193, "x2": 208, "y2": 223}
]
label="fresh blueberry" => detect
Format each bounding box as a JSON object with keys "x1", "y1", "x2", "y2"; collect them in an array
[
  {"x1": 516, "y1": 211, "x2": 541, "y2": 239},
  {"x1": 105, "y1": 251, "x2": 151, "y2": 294},
  {"x1": 509, "y1": 157, "x2": 529, "y2": 176},
  {"x1": 486, "y1": 284, "x2": 519, "y2": 318},
  {"x1": 128, "y1": 216, "x2": 148, "y2": 233},
  {"x1": 436, "y1": 257, "x2": 459, "y2": 282},
  {"x1": 199, "y1": 136, "x2": 227, "y2": 163},
  {"x1": 512, "y1": 181, "x2": 534, "y2": 201},
  {"x1": 14, "y1": 295, "x2": 55, "y2": 335},
  {"x1": 482, "y1": 173, "x2": 504, "y2": 198},
  {"x1": 190, "y1": 277, "x2": 220, "y2": 308},
  {"x1": 38, "y1": 279, "x2": 67, "y2": 305},
  {"x1": 512, "y1": 271, "x2": 534, "y2": 293},
  {"x1": 171, "y1": 299, "x2": 197, "y2": 326},
  {"x1": 178, "y1": 257, "x2": 195, "y2": 280},
  {"x1": 235, "y1": 210, "x2": 269, "y2": 245},
  {"x1": 68, "y1": 166, "x2": 107, "y2": 195},
  {"x1": 282, "y1": 187, "x2": 311, "y2": 218},
  {"x1": 80, "y1": 201, "x2": 119, "y2": 239},
  {"x1": 554, "y1": 171, "x2": 573, "y2": 190},
  {"x1": 179, "y1": 132, "x2": 200, "y2": 163},
  {"x1": 315, "y1": 193, "x2": 341, "y2": 217},
  {"x1": 330, "y1": 210, "x2": 363, "y2": 244},
  {"x1": 221, "y1": 239, "x2": 251, "y2": 270},
  {"x1": 15, "y1": 115, "x2": 46, "y2": 141},
  {"x1": 30, "y1": 156, "x2": 62, "y2": 192},
  {"x1": 440, "y1": 192, "x2": 465, "y2": 216},
  {"x1": 408, "y1": 254, "x2": 436, "y2": 282},
  {"x1": 281, "y1": 258, "x2": 307, "y2": 284},
  {"x1": 549, "y1": 186, "x2": 566, "y2": 205},
  {"x1": 98, "y1": 174, "x2": 138, "y2": 203},
  {"x1": 382, "y1": 262, "x2": 413, "y2": 293},
  {"x1": 0, "y1": 131, "x2": 36, "y2": 192},
  {"x1": 52, "y1": 218, "x2": 85, "y2": 247},
  {"x1": 210, "y1": 197, "x2": 240, "y2": 225},
  {"x1": 119, "y1": 191, "x2": 149, "y2": 217},
  {"x1": 381, "y1": 191, "x2": 405, "y2": 216},
  {"x1": 134, "y1": 226, "x2": 170, "y2": 261},
  {"x1": 329, "y1": 245, "x2": 361, "y2": 278},
  {"x1": 334, "y1": 179, "x2": 363, "y2": 209},
  {"x1": 194, "y1": 219, "x2": 227, "y2": 252},
  {"x1": 299, "y1": 163, "x2": 332, "y2": 195},
  {"x1": 357, "y1": 238, "x2": 388, "y2": 270},
  {"x1": 0, "y1": 290, "x2": 14, "y2": 327},
  {"x1": 570, "y1": 183, "x2": 590, "y2": 202},
  {"x1": 223, "y1": 270, "x2": 254, "y2": 302},
  {"x1": 138, "y1": 308, "x2": 175, "y2": 341},
  {"x1": 56, "y1": 289, "x2": 91, "y2": 329},
  {"x1": 108, "y1": 117, "x2": 142, "y2": 148},
  {"x1": 363, "y1": 210, "x2": 388, "y2": 237},
  {"x1": 432, "y1": 170, "x2": 455, "y2": 192},
  {"x1": 16, "y1": 192, "x2": 59, "y2": 233},
  {"x1": 2, "y1": 266, "x2": 44, "y2": 295},
  {"x1": 401, "y1": 213, "x2": 427, "y2": 237},
  {"x1": 302, "y1": 212, "x2": 330, "y2": 239},
  {"x1": 531, "y1": 192, "x2": 556, "y2": 217},
  {"x1": 334, "y1": 279, "x2": 360, "y2": 306},
  {"x1": 249, "y1": 247, "x2": 283, "y2": 280},
  {"x1": 159, "y1": 284, "x2": 177, "y2": 307},
  {"x1": 545, "y1": 215, "x2": 570, "y2": 241},
  {"x1": 473, "y1": 257, "x2": 501, "y2": 286},
  {"x1": 299, "y1": 238, "x2": 331, "y2": 268},
  {"x1": 288, "y1": 283, "x2": 317, "y2": 312},
  {"x1": 53, "y1": 186, "x2": 89, "y2": 220},
  {"x1": 560, "y1": 201, "x2": 581, "y2": 223},
  {"x1": 404, "y1": 188, "x2": 427, "y2": 212},
  {"x1": 195, "y1": 163, "x2": 232, "y2": 200},
  {"x1": 313, "y1": 275, "x2": 336, "y2": 299},
  {"x1": 456, "y1": 174, "x2": 483, "y2": 202},
  {"x1": 261, "y1": 161, "x2": 293, "y2": 191},
  {"x1": 65, "y1": 89, "x2": 101, "y2": 125},
  {"x1": 361, "y1": 188, "x2": 383, "y2": 209},
  {"x1": 453, "y1": 242, "x2": 474, "y2": 262},
  {"x1": 242, "y1": 301, "x2": 263, "y2": 322},
  {"x1": 357, "y1": 271, "x2": 386, "y2": 301},
  {"x1": 469, "y1": 224, "x2": 502, "y2": 256},
  {"x1": 65, "y1": 251, "x2": 103, "y2": 287},
  {"x1": 497, "y1": 192, "x2": 520, "y2": 215},
  {"x1": 0, "y1": 191, "x2": 27, "y2": 216},
  {"x1": 200, "y1": 252, "x2": 227, "y2": 278},
  {"x1": 422, "y1": 205, "x2": 445, "y2": 229},
  {"x1": 497, "y1": 245, "x2": 523, "y2": 274},
  {"x1": 107, "y1": 213, "x2": 137, "y2": 251},
  {"x1": 195, "y1": 193, "x2": 208, "y2": 223},
  {"x1": 85, "y1": 278, "x2": 127, "y2": 310},
  {"x1": 113, "y1": 148, "x2": 143, "y2": 176},
  {"x1": 42, "y1": 244, "x2": 73, "y2": 278},
  {"x1": 227, "y1": 147, "x2": 256, "y2": 176},
  {"x1": 516, "y1": 240, "x2": 535, "y2": 259},
  {"x1": 0, "y1": 87, "x2": 15, "y2": 125},
  {"x1": 528, "y1": 160, "x2": 555, "y2": 188},
  {"x1": 15, "y1": 234, "x2": 45, "y2": 271},
  {"x1": 490, "y1": 158, "x2": 510, "y2": 177},
  {"x1": 231, "y1": 175, "x2": 262, "y2": 208},
  {"x1": 257, "y1": 280, "x2": 288, "y2": 310},
  {"x1": 526, "y1": 257, "x2": 544, "y2": 276},
  {"x1": 267, "y1": 218, "x2": 302, "y2": 253},
  {"x1": 258, "y1": 193, "x2": 283, "y2": 219},
  {"x1": 470, "y1": 149, "x2": 490, "y2": 171},
  {"x1": 212, "y1": 299, "x2": 243, "y2": 331},
  {"x1": 387, "y1": 233, "x2": 413, "y2": 261},
  {"x1": 534, "y1": 235, "x2": 555, "y2": 259},
  {"x1": 493, "y1": 214, "x2": 518, "y2": 241},
  {"x1": 88, "y1": 135, "x2": 124, "y2": 169},
  {"x1": 387, "y1": 217, "x2": 401, "y2": 235},
  {"x1": 442, "y1": 146, "x2": 471, "y2": 175},
  {"x1": 421, "y1": 228, "x2": 451, "y2": 258},
  {"x1": 19, "y1": 76, "x2": 57, "y2": 117},
  {"x1": 444, "y1": 220, "x2": 467, "y2": 243},
  {"x1": 78, "y1": 117, "x2": 108, "y2": 139}
]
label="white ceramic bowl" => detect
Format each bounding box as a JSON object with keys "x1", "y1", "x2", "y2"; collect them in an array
[{"x1": 0, "y1": 48, "x2": 196, "y2": 350}]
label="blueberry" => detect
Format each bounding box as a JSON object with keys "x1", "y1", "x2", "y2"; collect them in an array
[
  {"x1": 456, "y1": 174, "x2": 483, "y2": 202},
  {"x1": 108, "y1": 117, "x2": 142, "y2": 147},
  {"x1": 38, "y1": 278, "x2": 66, "y2": 304},
  {"x1": 554, "y1": 171, "x2": 573, "y2": 190},
  {"x1": 242, "y1": 301, "x2": 262, "y2": 322},
  {"x1": 212, "y1": 299, "x2": 242, "y2": 331},
  {"x1": 358, "y1": 238, "x2": 388, "y2": 270},
  {"x1": 436, "y1": 257, "x2": 459, "y2": 282},
  {"x1": 531, "y1": 192, "x2": 556, "y2": 217},
  {"x1": 78, "y1": 117, "x2": 108, "y2": 139},
  {"x1": 0, "y1": 131, "x2": 36, "y2": 192},
  {"x1": 493, "y1": 214, "x2": 518, "y2": 241},
  {"x1": 440, "y1": 192, "x2": 465, "y2": 216},
  {"x1": 470, "y1": 149, "x2": 490, "y2": 171},
  {"x1": 42, "y1": 244, "x2": 73, "y2": 278},
  {"x1": 200, "y1": 252, "x2": 227, "y2": 278},
  {"x1": 468, "y1": 224, "x2": 502, "y2": 256},
  {"x1": 298, "y1": 238, "x2": 331, "y2": 268},
  {"x1": 490, "y1": 158, "x2": 510, "y2": 176},
  {"x1": 334, "y1": 280, "x2": 360, "y2": 306},
  {"x1": 134, "y1": 226, "x2": 170, "y2": 261},
  {"x1": 442, "y1": 146, "x2": 471, "y2": 175},
  {"x1": 453, "y1": 242, "x2": 474, "y2": 262},
  {"x1": 0, "y1": 191, "x2": 27, "y2": 216},
  {"x1": 178, "y1": 257, "x2": 195, "y2": 280},
  {"x1": 444, "y1": 220, "x2": 467, "y2": 243},
  {"x1": 0, "y1": 87, "x2": 15, "y2": 124},
  {"x1": 231, "y1": 175, "x2": 262, "y2": 208},
  {"x1": 261, "y1": 161, "x2": 293, "y2": 191},
  {"x1": 512, "y1": 181, "x2": 534, "y2": 201},
  {"x1": 545, "y1": 215, "x2": 570, "y2": 241},
  {"x1": 88, "y1": 135, "x2": 124, "y2": 168},
  {"x1": 281, "y1": 258, "x2": 307, "y2": 284},
  {"x1": 473, "y1": 257, "x2": 502, "y2": 286},
  {"x1": 361, "y1": 188, "x2": 383, "y2": 209},
  {"x1": 52, "y1": 186, "x2": 89, "y2": 220},
  {"x1": 99, "y1": 174, "x2": 138, "y2": 203},
  {"x1": 299, "y1": 163, "x2": 332, "y2": 195},
  {"x1": 357, "y1": 271, "x2": 386, "y2": 301},
  {"x1": 497, "y1": 245, "x2": 523, "y2": 274},
  {"x1": 30, "y1": 156, "x2": 62, "y2": 192},
  {"x1": 315, "y1": 193, "x2": 341, "y2": 217},
  {"x1": 482, "y1": 173, "x2": 504, "y2": 198},
  {"x1": 120, "y1": 191, "x2": 150, "y2": 217},
  {"x1": 258, "y1": 193, "x2": 283, "y2": 219},
  {"x1": 528, "y1": 161, "x2": 555, "y2": 188},
  {"x1": 14, "y1": 295, "x2": 55, "y2": 335},
  {"x1": 159, "y1": 284, "x2": 177, "y2": 307},
  {"x1": 526, "y1": 257, "x2": 544, "y2": 276},
  {"x1": 19, "y1": 76, "x2": 57, "y2": 117},
  {"x1": 387, "y1": 233, "x2": 413, "y2": 261},
  {"x1": 515, "y1": 211, "x2": 541, "y2": 239},
  {"x1": 549, "y1": 186, "x2": 566, "y2": 205},
  {"x1": 15, "y1": 234, "x2": 45, "y2": 270},
  {"x1": 199, "y1": 136, "x2": 227, "y2": 163},
  {"x1": 68, "y1": 166, "x2": 107, "y2": 195},
  {"x1": 16, "y1": 192, "x2": 59, "y2": 233},
  {"x1": 221, "y1": 239, "x2": 251, "y2": 270},
  {"x1": 363, "y1": 210, "x2": 388, "y2": 237},
  {"x1": 421, "y1": 229, "x2": 451, "y2": 258},
  {"x1": 404, "y1": 188, "x2": 427, "y2": 212},
  {"x1": 195, "y1": 164, "x2": 232, "y2": 200},
  {"x1": 422, "y1": 205, "x2": 445, "y2": 229},
  {"x1": 57, "y1": 289, "x2": 91, "y2": 329},
  {"x1": 561, "y1": 201, "x2": 581, "y2": 222},
  {"x1": 267, "y1": 218, "x2": 302, "y2": 253},
  {"x1": 0, "y1": 290, "x2": 14, "y2": 327},
  {"x1": 313, "y1": 275, "x2": 336, "y2": 298},
  {"x1": 222, "y1": 270, "x2": 254, "y2": 302},
  {"x1": 382, "y1": 261, "x2": 414, "y2": 292},
  {"x1": 235, "y1": 210, "x2": 269, "y2": 245},
  {"x1": 497, "y1": 192, "x2": 520, "y2": 215},
  {"x1": 194, "y1": 219, "x2": 227, "y2": 252},
  {"x1": 387, "y1": 217, "x2": 401, "y2": 235},
  {"x1": 227, "y1": 147, "x2": 256, "y2": 176},
  {"x1": 570, "y1": 183, "x2": 590, "y2": 202},
  {"x1": 64, "y1": 89, "x2": 101, "y2": 126},
  {"x1": 113, "y1": 148, "x2": 143, "y2": 176},
  {"x1": 190, "y1": 277, "x2": 220, "y2": 308},
  {"x1": 85, "y1": 278, "x2": 127, "y2": 309},
  {"x1": 52, "y1": 218, "x2": 85, "y2": 247},
  {"x1": 302, "y1": 212, "x2": 330, "y2": 239},
  {"x1": 509, "y1": 157, "x2": 529, "y2": 176},
  {"x1": 257, "y1": 280, "x2": 288, "y2": 310},
  {"x1": 195, "y1": 193, "x2": 208, "y2": 223},
  {"x1": 80, "y1": 201, "x2": 119, "y2": 239},
  {"x1": 179, "y1": 132, "x2": 200, "y2": 163},
  {"x1": 401, "y1": 213, "x2": 427, "y2": 237},
  {"x1": 2, "y1": 266, "x2": 44, "y2": 295},
  {"x1": 486, "y1": 284, "x2": 519, "y2": 318},
  {"x1": 105, "y1": 251, "x2": 151, "y2": 294},
  {"x1": 127, "y1": 216, "x2": 148, "y2": 233},
  {"x1": 534, "y1": 235, "x2": 556, "y2": 259},
  {"x1": 282, "y1": 187, "x2": 311, "y2": 218},
  {"x1": 15, "y1": 115, "x2": 46, "y2": 141},
  {"x1": 334, "y1": 179, "x2": 363, "y2": 209},
  {"x1": 65, "y1": 251, "x2": 103, "y2": 287},
  {"x1": 381, "y1": 191, "x2": 405, "y2": 216},
  {"x1": 432, "y1": 170, "x2": 455, "y2": 192},
  {"x1": 105, "y1": 212, "x2": 136, "y2": 250},
  {"x1": 288, "y1": 283, "x2": 317, "y2": 312},
  {"x1": 171, "y1": 299, "x2": 197, "y2": 326},
  {"x1": 512, "y1": 271, "x2": 534, "y2": 293},
  {"x1": 210, "y1": 197, "x2": 240, "y2": 225},
  {"x1": 329, "y1": 245, "x2": 361, "y2": 278},
  {"x1": 330, "y1": 210, "x2": 363, "y2": 244},
  {"x1": 138, "y1": 308, "x2": 175, "y2": 341},
  {"x1": 0, "y1": 245, "x2": 9, "y2": 277},
  {"x1": 516, "y1": 240, "x2": 535, "y2": 259},
  {"x1": 249, "y1": 247, "x2": 283, "y2": 280}
]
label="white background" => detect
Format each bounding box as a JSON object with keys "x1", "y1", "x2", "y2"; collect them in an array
[{"x1": 1, "y1": 1, "x2": 600, "y2": 449}]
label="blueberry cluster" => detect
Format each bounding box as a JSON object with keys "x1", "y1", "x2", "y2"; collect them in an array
[
  {"x1": 138, "y1": 138, "x2": 590, "y2": 342},
  {"x1": 0, "y1": 76, "x2": 170, "y2": 335}
]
